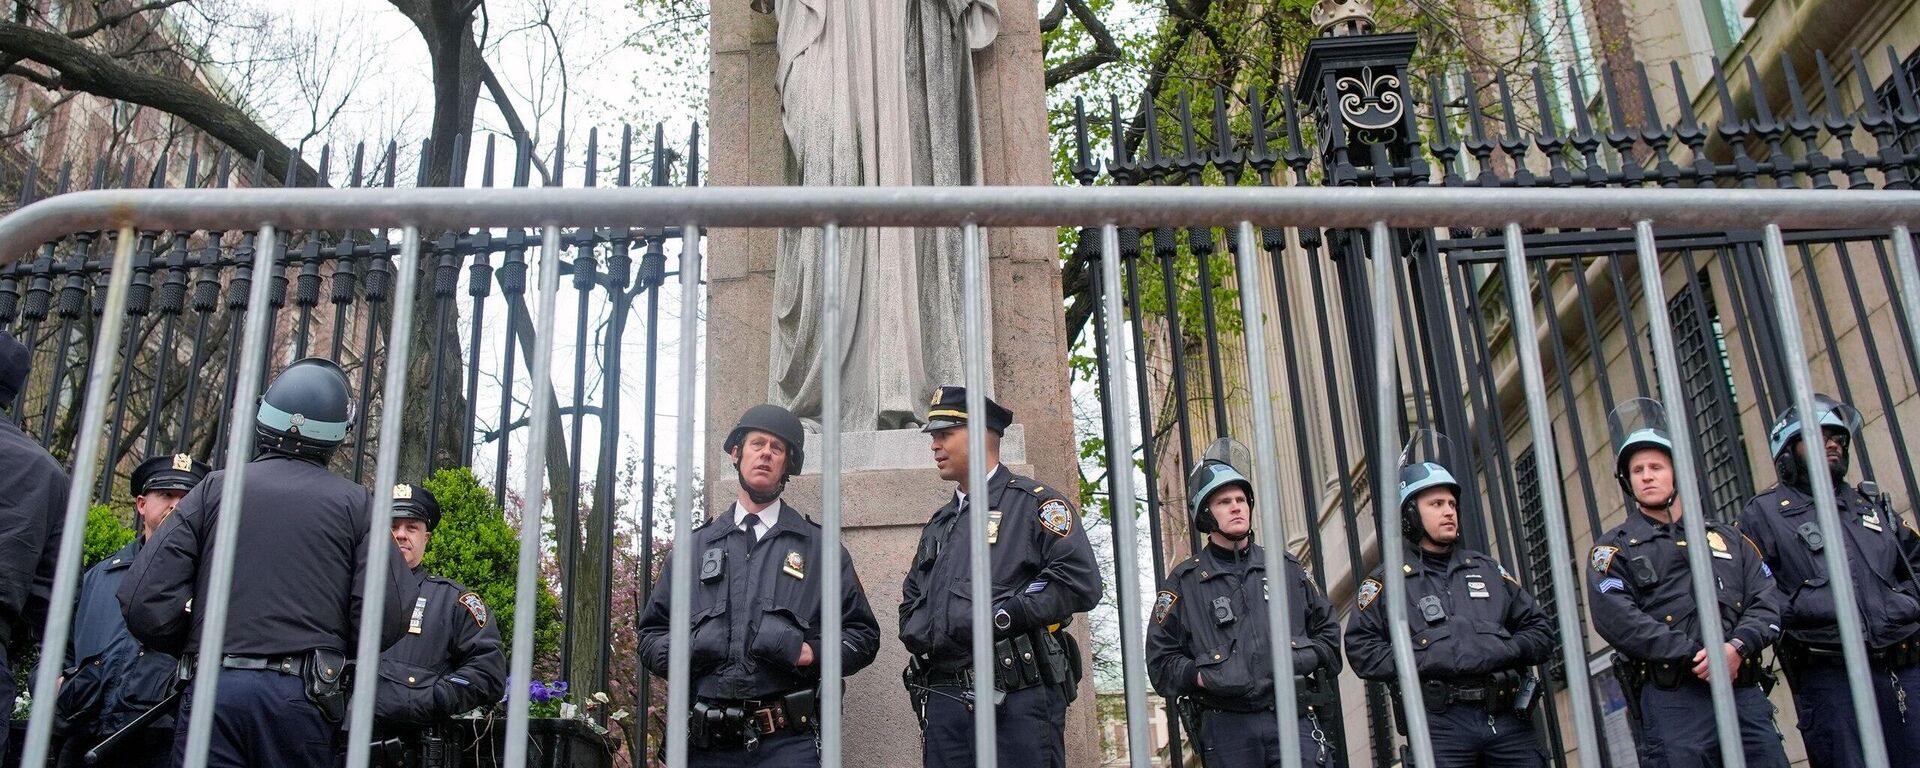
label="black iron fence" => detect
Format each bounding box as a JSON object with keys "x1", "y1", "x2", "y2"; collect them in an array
[
  {"x1": 0, "y1": 124, "x2": 704, "y2": 761},
  {"x1": 1069, "y1": 38, "x2": 1920, "y2": 767}
]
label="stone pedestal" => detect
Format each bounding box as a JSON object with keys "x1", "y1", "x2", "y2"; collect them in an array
[{"x1": 707, "y1": 3, "x2": 1088, "y2": 765}]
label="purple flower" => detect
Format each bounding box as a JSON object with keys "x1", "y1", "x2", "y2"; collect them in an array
[{"x1": 552, "y1": 681, "x2": 569, "y2": 697}]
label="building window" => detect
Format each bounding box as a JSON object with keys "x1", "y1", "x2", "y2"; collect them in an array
[
  {"x1": 1514, "y1": 446, "x2": 1568, "y2": 686},
  {"x1": 1700, "y1": 0, "x2": 1754, "y2": 58},
  {"x1": 1660, "y1": 271, "x2": 1752, "y2": 523},
  {"x1": 1528, "y1": 0, "x2": 1601, "y2": 128},
  {"x1": 1874, "y1": 48, "x2": 1920, "y2": 156}
]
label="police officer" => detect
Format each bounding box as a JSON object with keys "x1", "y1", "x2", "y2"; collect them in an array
[
  {"x1": 373, "y1": 482, "x2": 507, "y2": 766},
  {"x1": 899, "y1": 386, "x2": 1101, "y2": 768},
  {"x1": 54, "y1": 453, "x2": 208, "y2": 767},
  {"x1": 1587, "y1": 399, "x2": 1787, "y2": 768},
  {"x1": 637, "y1": 404, "x2": 881, "y2": 767},
  {"x1": 119, "y1": 357, "x2": 418, "y2": 767},
  {"x1": 1146, "y1": 445, "x2": 1342, "y2": 767},
  {"x1": 1345, "y1": 458, "x2": 1554, "y2": 767},
  {"x1": 0, "y1": 329, "x2": 70, "y2": 759},
  {"x1": 1738, "y1": 394, "x2": 1920, "y2": 768}
]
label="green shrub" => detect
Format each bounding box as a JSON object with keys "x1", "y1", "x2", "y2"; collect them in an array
[
  {"x1": 83, "y1": 503, "x2": 136, "y2": 569},
  {"x1": 421, "y1": 467, "x2": 562, "y2": 672}
]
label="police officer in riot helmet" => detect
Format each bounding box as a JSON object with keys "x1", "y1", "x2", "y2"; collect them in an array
[
  {"x1": 1146, "y1": 441, "x2": 1342, "y2": 767},
  {"x1": 637, "y1": 403, "x2": 881, "y2": 767},
  {"x1": 0, "y1": 329, "x2": 71, "y2": 759},
  {"x1": 54, "y1": 454, "x2": 208, "y2": 768},
  {"x1": 119, "y1": 357, "x2": 419, "y2": 768},
  {"x1": 1587, "y1": 398, "x2": 1787, "y2": 768},
  {"x1": 900, "y1": 386, "x2": 1101, "y2": 768},
  {"x1": 1737, "y1": 394, "x2": 1920, "y2": 768},
  {"x1": 1345, "y1": 439, "x2": 1555, "y2": 767},
  {"x1": 372, "y1": 482, "x2": 506, "y2": 766}
]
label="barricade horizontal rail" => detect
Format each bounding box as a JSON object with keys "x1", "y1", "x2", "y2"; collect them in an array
[{"x1": 4, "y1": 184, "x2": 1915, "y2": 768}]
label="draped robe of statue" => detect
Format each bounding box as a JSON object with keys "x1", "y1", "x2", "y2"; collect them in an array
[{"x1": 756, "y1": 0, "x2": 1000, "y2": 431}]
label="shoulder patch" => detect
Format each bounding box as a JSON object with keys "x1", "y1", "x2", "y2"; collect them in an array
[
  {"x1": 1153, "y1": 591, "x2": 1178, "y2": 625},
  {"x1": 458, "y1": 592, "x2": 489, "y2": 628},
  {"x1": 1357, "y1": 578, "x2": 1382, "y2": 611},
  {"x1": 1590, "y1": 545, "x2": 1620, "y2": 574},
  {"x1": 1038, "y1": 499, "x2": 1074, "y2": 537}
]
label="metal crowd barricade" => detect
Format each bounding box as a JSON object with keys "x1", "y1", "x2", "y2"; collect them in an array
[{"x1": 2, "y1": 184, "x2": 1917, "y2": 768}]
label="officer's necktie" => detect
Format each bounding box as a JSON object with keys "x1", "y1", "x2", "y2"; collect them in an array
[{"x1": 741, "y1": 511, "x2": 762, "y2": 542}]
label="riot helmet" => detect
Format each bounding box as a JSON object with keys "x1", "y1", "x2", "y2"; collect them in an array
[
  {"x1": 1767, "y1": 394, "x2": 1863, "y2": 488},
  {"x1": 255, "y1": 358, "x2": 354, "y2": 464},
  {"x1": 1608, "y1": 397, "x2": 1677, "y2": 511},
  {"x1": 1397, "y1": 431, "x2": 1462, "y2": 543},
  {"x1": 1186, "y1": 438, "x2": 1254, "y2": 538},
  {"x1": 724, "y1": 404, "x2": 806, "y2": 504}
]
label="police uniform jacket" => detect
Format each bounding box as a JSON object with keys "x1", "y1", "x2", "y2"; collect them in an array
[
  {"x1": 117, "y1": 455, "x2": 419, "y2": 658},
  {"x1": 636, "y1": 500, "x2": 881, "y2": 702},
  {"x1": 57, "y1": 537, "x2": 178, "y2": 736},
  {"x1": 899, "y1": 466, "x2": 1102, "y2": 663},
  {"x1": 1345, "y1": 544, "x2": 1554, "y2": 682},
  {"x1": 1586, "y1": 511, "x2": 1781, "y2": 664},
  {"x1": 1145, "y1": 541, "x2": 1341, "y2": 708},
  {"x1": 0, "y1": 417, "x2": 69, "y2": 652},
  {"x1": 1739, "y1": 481, "x2": 1920, "y2": 649},
  {"x1": 373, "y1": 567, "x2": 507, "y2": 725}
]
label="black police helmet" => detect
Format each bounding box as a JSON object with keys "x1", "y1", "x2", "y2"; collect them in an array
[
  {"x1": 255, "y1": 357, "x2": 354, "y2": 463},
  {"x1": 389, "y1": 483, "x2": 442, "y2": 531},
  {"x1": 724, "y1": 404, "x2": 806, "y2": 478}
]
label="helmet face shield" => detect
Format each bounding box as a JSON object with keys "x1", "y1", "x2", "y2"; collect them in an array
[
  {"x1": 1188, "y1": 439, "x2": 1254, "y2": 533},
  {"x1": 1769, "y1": 393, "x2": 1862, "y2": 459}
]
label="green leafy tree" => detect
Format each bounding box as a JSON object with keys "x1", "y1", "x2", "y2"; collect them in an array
[{"x1": 421, "y1": 467, "x2": 563, "y2": 675}]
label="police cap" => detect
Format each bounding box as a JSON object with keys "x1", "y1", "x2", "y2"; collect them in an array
[
  {"x1": 131, "y1": 453, "x2": 211, "y2": 495},
  {"x1": 922, "y1": 385, "x2": 1012, "y2": 435},
  {"x1": 389, "y1": 482, "x2": 442, "y2": 531}
]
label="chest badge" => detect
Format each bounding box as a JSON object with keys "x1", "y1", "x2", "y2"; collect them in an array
[
  {"x1": 987, "y1": 510, "x2": 1003, "y2": 544},
  {"x1": 783, "y1": 550, "x2": 807, "y2": 580},
  {"x1": 1707, "y1": 530, "x2": 1734, "y2": 560},
  {"x1": 408, "y1": 596, "x2": 428, "y2": 634},
  {"x1": 1466, "y1": 579, "x2": 1490, "y2": 599},
  {"x1": 1863, "y1": 513, "x2": 1885, "y2": 533}
]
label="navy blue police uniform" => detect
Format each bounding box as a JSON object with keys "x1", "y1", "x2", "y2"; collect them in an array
[
  {"x1": 118, "y1": 358, "x2": 418, "y2": 768},
  {"x1": 637, "y1": 404, "x2": 882, "y2": 768},
  {"x1": 1737, "y1": 397, "x2": 1920, "y2": 768},
  {"x1": 900, "y1": 387, "x2": 1102, "y2": 768},
  {"x1": 373, "y1": 483, "x2": 506, "y2": 767},
  {"x1": 1147, "y1": 541, "x2": 1342, "y2": 767},
  {"x1": 54, "y1": 454, "x2": 208, "y2": 768},
  {"x1": 1587, "y1": 513, "x2": 1788, "y2": 768},
  {"x1": 1347, "y1": 543, "x2": 1554, "y2": 767},
  {"x1": 0, "y1": 329, "x2": 70, "y2": 759}
]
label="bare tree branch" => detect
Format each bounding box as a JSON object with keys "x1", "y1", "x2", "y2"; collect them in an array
[{"x1": 65, "y1": 0, "x2": 187, "y2": 40}]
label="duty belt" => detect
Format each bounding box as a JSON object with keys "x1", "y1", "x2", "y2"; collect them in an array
[
  {"x1": 216, "y1": 654, "x2": 310, "y2": 677},
  {"x1": 1633, "y1": 657, "x2": 1766, "y2": 689},
  {"x1": 1788, "y1": 638, "x2": 1920, "y2": 669},
  {"x1": 921, "y1": 629, "x2": 1071, "y2": 694},
  {"x1": 1420, "y1": 672, "x2": 1521, "y2": 714},
  {"x1": 687, "y1": 689, "x2": 818, "y2": 750}
]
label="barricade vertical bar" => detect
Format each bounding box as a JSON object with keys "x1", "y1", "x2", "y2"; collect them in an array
[
  {"x1": 962, "y1": 221, "x2": 997, "y2": 768},
  {"x1": 1757, "y1": 222, "x2": 1890, "y2": 768},
  {"x1": 820, "y1": 221, "x2": 845, "y2": 768},
  {"x1": 1631, "y1": 220, "x2": 1748, "y2": 768},
  {"x1": 664, "y1": 219, "x2": 704, "y2": 768},
  {"x1": 20, "y1": 225, "x2": 138, "y2": 767},
  {"x1": 1371, "y1": 220, "x2": 1434, "y2": 768},
  {"x1": 182, "y1": 223, "x2": 283, "y2": 768},
  {"x1": 505, "y1": 225, "x2": 567, "y2": 768},
  {"x1": 1099, "y1": 223, "x2": 1153, "y2": 765},
  {"x1": 1892, "y1": 227, "x2": 1920, "y2": 399},
  {"x1": 1233, "y1": 222, "x2": 1303, "y2": 766},
  {"x1": 345, "y1": 225, "x2": 423, "y2": 768},
  {"x1": 1496, "y1": 224, "x2": 1603, "y2": 768}
]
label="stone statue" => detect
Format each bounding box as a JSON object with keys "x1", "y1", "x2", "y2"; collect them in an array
[{"x1": 754, "y1": 0, "x2": 1000, "y2": 431}]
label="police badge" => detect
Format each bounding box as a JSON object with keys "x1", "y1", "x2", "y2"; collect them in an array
[
  {"x1": 1039, "y1": 500, "x2": 1073, "y2": 537},
  {"x1": 1153, "y1": 591, "x2": 1178, "y2": 625},
  {"x1": 783, "y1": 550, "x2": 806, "y2": 579}
]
